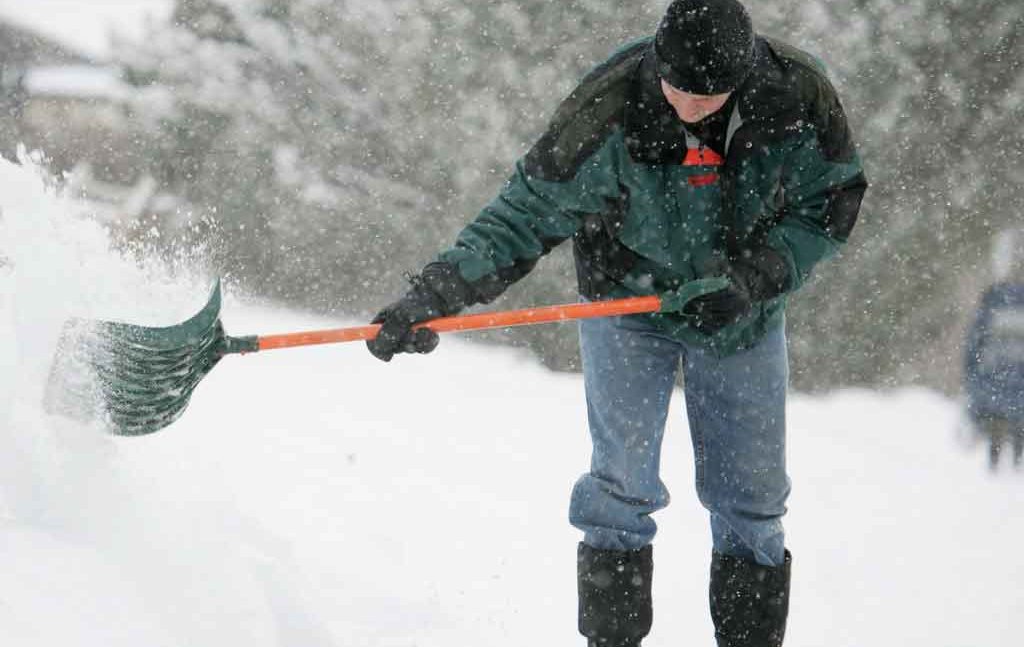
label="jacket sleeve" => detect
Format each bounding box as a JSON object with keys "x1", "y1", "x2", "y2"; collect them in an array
[
  {"x1": 437, "y1": 111, "x2": 627, "y2": 305},
  {"x1": 762, "y1": 74, "x2": 868, "y2": 293}
]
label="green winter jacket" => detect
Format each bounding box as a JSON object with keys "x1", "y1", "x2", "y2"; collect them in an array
[{"x1": 438, "y1": 35, "x2": 868, "y2": 356}]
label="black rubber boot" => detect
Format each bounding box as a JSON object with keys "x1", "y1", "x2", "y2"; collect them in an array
[
  {"x1": 577, "y1": 543, "x2": 653, "y2": 647},
  {"x1": 710, "y1": 550, "x2": 791, "y2": 647}
]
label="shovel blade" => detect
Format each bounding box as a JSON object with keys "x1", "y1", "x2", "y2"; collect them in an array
[{"x1": 43, "y1": 281, "x2": 228, "y2": 436}]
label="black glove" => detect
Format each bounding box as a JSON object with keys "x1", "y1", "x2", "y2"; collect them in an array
[
  {"x1": 366, "y1": 262, "x2": 475, "y2": 362},
  {"x1": 684, "y1": 247, "x2": 790, "y2": 336}
]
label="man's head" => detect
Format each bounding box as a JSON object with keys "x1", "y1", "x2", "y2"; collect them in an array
[
  {"x1": 654, "y1": 0, "x2": 754, "y2": 121},
  {"x1": 992, "y1": 228, "x2": 1024, "y2": 281}
]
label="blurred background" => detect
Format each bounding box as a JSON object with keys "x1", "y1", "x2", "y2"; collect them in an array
[{"x1": 1, "y1": 0, "x2": 1021, "y2": 395}]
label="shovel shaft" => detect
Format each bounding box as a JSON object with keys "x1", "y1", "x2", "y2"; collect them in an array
[{"x1": 254, "y1": 295, "x2": 662, "y2": 352}]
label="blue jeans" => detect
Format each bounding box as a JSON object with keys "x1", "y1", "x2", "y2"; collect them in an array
[{"x1": 569, "y1": 313, "x2": 790, "y2": 567}]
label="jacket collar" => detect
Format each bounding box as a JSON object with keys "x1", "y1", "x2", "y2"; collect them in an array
[{"x1": 624, "y1": 37, "x2": 793, "y2": 165}]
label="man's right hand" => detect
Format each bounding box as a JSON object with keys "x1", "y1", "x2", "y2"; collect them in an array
[
  {"x1": 366, "y1": 283, "x2": 446, "y2": 362},
  {"x1": 366, "y1": 262, "x2": 474, "y2": 362}
]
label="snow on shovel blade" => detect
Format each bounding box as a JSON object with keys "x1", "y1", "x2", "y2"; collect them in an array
[{"x1": 43, "y1": 281, "x2": 231, "y2": 436}]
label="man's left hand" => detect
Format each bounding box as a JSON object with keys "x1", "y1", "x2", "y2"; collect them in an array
[{"x1": 684, "y1": 248, "x2": 791, "y2": 335}]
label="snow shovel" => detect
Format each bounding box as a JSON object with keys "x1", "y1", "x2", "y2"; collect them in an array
[{"x1": 42, "y1": 276, "x2": 728, "y2": 437}]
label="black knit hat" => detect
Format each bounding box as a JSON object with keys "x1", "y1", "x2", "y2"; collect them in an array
[{"x1": 654, "y1": 0, "x2": 755, "y2": 95}]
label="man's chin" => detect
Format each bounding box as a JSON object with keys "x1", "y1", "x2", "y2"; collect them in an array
[{"x1": 674, "y1": 109, "x2": 712, "y2": 124}]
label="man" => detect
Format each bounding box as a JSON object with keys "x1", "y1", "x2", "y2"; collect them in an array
[
  {"x1": 964, "y1": 228, "x2": 1024, "y2": 471},
  {"x1": 367, "y1": 0, "x2": 867, "y2": 645}
]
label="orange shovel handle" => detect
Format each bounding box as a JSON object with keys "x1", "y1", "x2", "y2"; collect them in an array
[{"x1": 255, "y1": 295, "x2": 662, "y2": 352}]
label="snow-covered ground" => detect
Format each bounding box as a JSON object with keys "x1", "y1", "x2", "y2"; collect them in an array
[{"x1": 1, "y1": 156, "x2": 1022, "y2": 647}]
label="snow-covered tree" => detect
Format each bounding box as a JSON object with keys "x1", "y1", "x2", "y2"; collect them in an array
[{"x1": 116, "y1": 0, "x2": 662, "y2": 348}]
